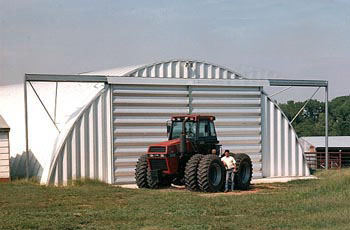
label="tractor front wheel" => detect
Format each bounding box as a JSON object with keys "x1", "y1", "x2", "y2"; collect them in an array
[
  {"x1": 184, "y1": 154, "x2": 203, "y2": 191},
  {"x1": 147, "y1": 170, "x2": 171, "y2": 189},
  {"x1": 135, "y1": 155, "x2": 149, "y2": 188},
  {"x1": 197, "y1": 155, "x2": 225, "y2": 192}
]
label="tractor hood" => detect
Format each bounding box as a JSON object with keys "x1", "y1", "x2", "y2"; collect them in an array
[
  {"x1": 150, "y1": 139, "x2": 180, "y2": 147},
  {"x1": 147, "y1": 139, "x2": 180, "y2": 154},
  {"x1": 148, "y1": 138, "x2": 196, "y2": 155}
]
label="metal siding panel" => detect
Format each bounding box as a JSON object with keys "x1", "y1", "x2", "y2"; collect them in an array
[
  {"x1": 0, "y1": 148, "x2": 8, "y2": 154},
  {"x1": 83, "y1": 110, "x2": 90, "y2": 178},
  {"x1": 191, "y1": 86, "x2": 262, "y2": 178},
  {"x1": 261, "y1": 95, "x2": 270, "y2": 177},
  {"x1": 80, "y1": 120, "x2": 86, "y2": 179},
  {"x1": 295, "y1": 140, "x2": 300, "y2": 176},
  {"x1": 277, "y1": 110, "x2": 282, "y2": 176},
  {"x1": 291, "y1": 129, "x2": 297, "y2": 176},
  {"x1": 261, "y1": 94, "x2": 310, "y2": 178},
  {"x1": 114, "y1": 84, "x2": 263, "y2": 183},
  {"x1": 71, "y1": 129, "x2": 77, "y2": 180},
  {"x1": 57, "y1": 148, "x2": 64, "y2": 186},
  {"x1": 0, "y1": 165, "x2": 9, "y2": 172},
  {"x1": 54, "y1": 163, "x2": 58, "y2": 186},
  {"x1": 108, "y1": 86, "x2": 114, "y2": 184},
  {"x1": 298, "y1": 145, "x2": 303, "y2": 176},
  {"x1": 269, "y1": 101, "x2": 275, "y2": 176},
  {"x1": 284, "y1": 119, "x2": 289, "y2": 176},
  {"x1": 102, "y1": 89, "x2": 107, "y2": 181},
  {"x1": 288, "y1": 127, "x2": 293, "y2": 176},
  {"x1": 0, "y1": 160, "x2": 8, "y2": 166},
  {"x1": 93, "y1": 100, "x2": 99, "y2": 179},
  {"x1": 0, "y1": 154, "x2": 9, "y2": 160},
  {"x1": 112, "y1": 84, "x2": 185, "y2": 183},
  {"x1": 89, "y1": 105, "x2": 95, "y2": 179},
  {"x1": 97, "y1": 97, "x2": 104, "y2": 181},
  {"x1": 75, "y1": 119, "x2": 82, "y2": 179},
  {"x1": 46, "y1": 87, "x2": 111, "y2": 185}
]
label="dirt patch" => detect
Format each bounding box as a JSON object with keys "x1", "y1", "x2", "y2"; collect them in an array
[
  {"x1": 198, "y1": 184, "x2": 285, "y2": 197},
  {"x1": 150, "y1": 183, "x2": 286, "y2": 196}
]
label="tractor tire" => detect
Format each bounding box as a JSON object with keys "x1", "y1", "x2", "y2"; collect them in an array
[
  {"x1": 147, "y1": 170, "x2": 172, "y2": 189},
  {"x1": 184, "y1": 154, "x2": 203, "y2": 191},
  {"x1": 147, "y1": 169, "x2": 159, "y2": 189},
  {"x1": 197, "y1": 155, "x2": 225, "y2": 192},
  {"x1": 135, "y1": 155, "x2": 149, "y2": 188},
  {"x1": 233, "y1": 153, "x2": 253, "y2": 190}
]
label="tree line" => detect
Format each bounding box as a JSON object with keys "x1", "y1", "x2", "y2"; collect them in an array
[{"x1": 278, "y1": 96, "x2": 350, "y2": 137}]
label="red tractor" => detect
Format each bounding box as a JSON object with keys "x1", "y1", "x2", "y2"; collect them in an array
[{"x1": 135, "y1": 114, "x2": 253, "y2": 192}]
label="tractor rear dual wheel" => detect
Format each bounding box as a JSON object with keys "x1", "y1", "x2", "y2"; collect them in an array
[
  {"x1": 197, "y1": 155, "x2": 225, "y2": 192},
  {"x1": 233, "y1": 153, "x2": 253, "y2": 190}
]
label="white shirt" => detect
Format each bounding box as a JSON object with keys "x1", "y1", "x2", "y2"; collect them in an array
[{"x1": 221, "y1": 156, "x2": 236, "y2": 170}]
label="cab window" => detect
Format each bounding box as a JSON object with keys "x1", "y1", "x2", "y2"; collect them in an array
[
  {"x1": 198, "y1": 120, "x2": 210, "y2": 137},
  {"x1": 171, "y1": 121, "x2": 196, "y2": 139},
  {"x1": 209, "y1": 121, "x2": 217, "y2": 137}
]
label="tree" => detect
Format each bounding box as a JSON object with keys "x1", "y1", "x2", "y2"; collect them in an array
[{"x1": 278, "y1": 96, "x2": 350, "y2": 137}]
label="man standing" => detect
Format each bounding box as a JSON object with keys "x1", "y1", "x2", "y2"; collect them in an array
[{"x1": 221, "y1": 150, "x2": 236, "y2": 192}]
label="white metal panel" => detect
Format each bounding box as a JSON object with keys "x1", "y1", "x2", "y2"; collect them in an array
[
  {"x1": 113, "y1": 84, "x2": 188, "y2": 183},
  {"x1": 44, "y1": 86, "x2": 112, "y2": 185},
  {"x1": 261, "y1": 93, "x2": 310, "y2": 177},
  {"x1": 191, "y1": 86, "x2": 262, "y2": 178},
  {"x1": 113, "y1": 84, "x2": 263, "y2": 183}
]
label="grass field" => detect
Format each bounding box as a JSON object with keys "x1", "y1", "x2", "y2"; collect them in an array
[{"x1": 1, "y1": 170, "x2": 350, "y2": 230}]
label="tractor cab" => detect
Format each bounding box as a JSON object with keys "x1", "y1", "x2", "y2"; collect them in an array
[{"x1": 167, "y1": 115, "x2": 220, "y2": 155}]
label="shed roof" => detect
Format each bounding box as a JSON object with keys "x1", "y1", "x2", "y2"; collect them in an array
[
  {"x1": 300, "y1": 136, "x2": 350, "y2": 148},
  {"x1": 83, "y1": 59, "x2": 245, "y2": 80},
  {"x1": 0, "y1": 115, "x2": 10, "y2": 131}
]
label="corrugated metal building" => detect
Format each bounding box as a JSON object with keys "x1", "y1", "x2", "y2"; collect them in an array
[{"x1": 19, "y1": 59, "x2": 311, "y2": 185}]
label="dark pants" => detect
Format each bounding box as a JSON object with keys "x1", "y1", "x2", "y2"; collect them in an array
[{"x1": 225, "y1": 169, "x2": 235, "y2": 191}]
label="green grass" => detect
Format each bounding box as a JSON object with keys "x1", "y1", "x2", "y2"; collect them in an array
[{"x1": 1, "y1": 170, "x2": 350, "y2": 230}]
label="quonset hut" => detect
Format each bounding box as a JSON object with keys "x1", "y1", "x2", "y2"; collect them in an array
[{"x1": 18, "y1": 59, "x2": 313, "y2": 185}]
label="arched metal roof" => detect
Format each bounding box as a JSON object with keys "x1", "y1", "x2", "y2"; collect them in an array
[{"x1": 84, "y1": 59, "x2": 245, "y2": 80}]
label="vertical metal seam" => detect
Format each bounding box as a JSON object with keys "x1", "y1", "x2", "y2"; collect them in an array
[
  {"x1": 102, "y1": 85, "x2": 107, "y2": 182},
  {"x1": 188, "y1": 85, "x2": 192, "y2": 114},
  {"x1": 269, "y1": 101, "x2": 275, "y2": 176},
  {"x1": 277, "y1": 110, "x2": 282, "y2": 176},
  {"x1": 109, "y1": 85, "x2": 114, "y2": 184},
  {"x1": 24, "y1": 77, "x2": 30, "y2": 179}
]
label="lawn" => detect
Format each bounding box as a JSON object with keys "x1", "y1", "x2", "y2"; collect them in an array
[{"x1": 1, "y1": 170, "x2": 350, "y2": 230}]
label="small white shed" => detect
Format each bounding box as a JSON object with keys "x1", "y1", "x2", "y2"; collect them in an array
[{"x1": 0, "y1": 115, "x2": 10, "y2": 182}]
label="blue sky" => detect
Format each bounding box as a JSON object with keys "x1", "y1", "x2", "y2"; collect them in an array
[{"x1": 1, "y1": 0, "x2": 350, "y2": 101}]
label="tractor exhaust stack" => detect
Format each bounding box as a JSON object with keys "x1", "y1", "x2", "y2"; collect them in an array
[{"x1": 180, "y1": 117, "x2": 188, "y2": 155}]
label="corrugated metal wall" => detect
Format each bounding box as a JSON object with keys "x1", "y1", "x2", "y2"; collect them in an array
[
  {"x1": 261, "y1": 93, "x2": 310, "y2": 177},
  {"x1": 112, "y1": 85, "x2": 188, "y2": 184},
  {"x1": 191, "y1": 86, "x2": 262, "y2": 178},
  {"x1": 10, "y1": 151, "x2": 43, "y2": 179},
  {"x1": 45, "y1": 86, "x2": 113, "y2": 185},
  {"x1": 113, "y1": 84, "x2": 262, "y2": 184}
]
